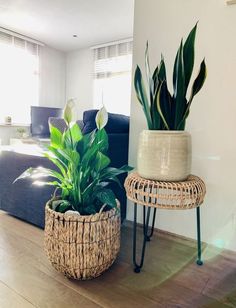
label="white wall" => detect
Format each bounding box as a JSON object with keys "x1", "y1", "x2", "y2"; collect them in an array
[
  {"x1": 0, "y1": 45, "x2": 66, "y2": 145},
  {"x1": 66, "y1": 48, "x2": 94, "y2": 119},
  {"x1": 0, "y1": 125, "x2": 30, "y2": 145},
  {"x1": 39, "y1": 46, "x2": 66, "y2": 108},
  {"x1": 128, "y1": 0, "x2": 236, "y2": 252}
]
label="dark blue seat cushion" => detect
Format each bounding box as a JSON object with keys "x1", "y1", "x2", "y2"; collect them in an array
[{"x1": 82, "y1": 110, "x2": 129, "y2": 134}]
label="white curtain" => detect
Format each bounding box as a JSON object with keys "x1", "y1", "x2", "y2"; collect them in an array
[
  {"x1": 0, "y1": 31, "x2": 39, "y2": 124},
  {"x1": 93, "y1": 40, "x2": 133, "y2": 116}
]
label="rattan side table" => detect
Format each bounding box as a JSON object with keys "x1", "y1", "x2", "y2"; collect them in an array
[{"x1": 124, "y1": 172, "x2": 206, "y2": 273}]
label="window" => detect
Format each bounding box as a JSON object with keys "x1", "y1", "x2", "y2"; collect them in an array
[
  {"x1": 0, "y1": 30, "x2": 39, "y2": 124},
  {"x1": 93, "y1": 40, "x2": 133, "y2": 116}
]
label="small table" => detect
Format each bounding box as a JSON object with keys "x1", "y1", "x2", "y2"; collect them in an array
[{"x1": 124, "y1": 172, "x2": 206, "y2": 273}]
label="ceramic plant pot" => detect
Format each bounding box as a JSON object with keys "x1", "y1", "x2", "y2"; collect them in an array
[{"x1": 137, "y1": 130, "x2": 191, "y2": 181}]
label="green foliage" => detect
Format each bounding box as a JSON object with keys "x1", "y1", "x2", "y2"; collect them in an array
[
  {"x1": 134, "y1": 23, "x2": 207, "y2": 130},
  {"x1": 15, "y1": 106, "x2": 132, "y2": 215}
]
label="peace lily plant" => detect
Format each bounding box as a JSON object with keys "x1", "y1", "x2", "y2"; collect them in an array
[
  {"x1": 15, "y1": 101, "x2": 133, "y2": 280},
  {"x1": 15, "y1": 101, "x2": 132, "y2": 215},
  {"x1": 134, "y1": 24, "x2": 207, "y2": 181}
]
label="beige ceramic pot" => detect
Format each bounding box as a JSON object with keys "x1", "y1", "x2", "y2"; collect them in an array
[{"x1": 137, "y1": 130, "x2": 192, "y2": 181}]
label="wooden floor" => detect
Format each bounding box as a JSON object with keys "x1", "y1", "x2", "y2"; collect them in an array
[{"x1": 0, "y1": 212, "x2": 236, "y2": 308}]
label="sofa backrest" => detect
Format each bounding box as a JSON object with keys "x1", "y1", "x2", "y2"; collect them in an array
[
  {"x1": 49, "y1": 110, "x2": 130, "y2": 135},
  {"x1": 82, "y1": 110, "x2": 129, "y2": 134},
  {"x1": 48, "y1": 117, "x2": 84, "y2": 132}
]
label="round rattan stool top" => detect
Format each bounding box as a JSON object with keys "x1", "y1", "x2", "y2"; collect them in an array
[{"x1": 125, "y1": 172, "x2": 206, "y2": 210}]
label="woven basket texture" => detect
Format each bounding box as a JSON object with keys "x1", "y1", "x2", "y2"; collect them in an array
[
  {"x1": 125, "y1": 173, "x2": 206, "y2": 210},
  {"x1": 44, "y1": 199, "x2": 120, "y2": 280}
]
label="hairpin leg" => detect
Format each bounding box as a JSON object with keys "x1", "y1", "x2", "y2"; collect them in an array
[
  {"x1": 196, "y1": 206, "x2": 203, "y2": 266},
  {"x1": 133, "y1": 204, "x2": 152, "y2": 273},
  {"x1": 143, "y1": 206, "x2": 157, "y2": 241}
]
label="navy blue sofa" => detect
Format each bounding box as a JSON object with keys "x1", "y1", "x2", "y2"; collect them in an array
[{"x1": 0, "y1": 110, "x2": 129, "y2": 228}]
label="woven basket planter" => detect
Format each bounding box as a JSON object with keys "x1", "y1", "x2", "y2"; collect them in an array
[{"x1": 44, "y1": 199, "x2": 120, "y2": 280}]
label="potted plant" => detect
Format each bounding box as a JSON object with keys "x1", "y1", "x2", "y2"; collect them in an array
[
  {"x1": 15, "y1": 102, "x2": 132, "y2": 280},
  {"x1": 16, "y1": 127, "x2": 27, "y2": 138},
  {"x1": 134, "y1": 24, "x2": 207, "y2": 181}
]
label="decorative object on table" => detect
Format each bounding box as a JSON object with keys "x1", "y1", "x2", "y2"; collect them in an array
[
  {"x1": 16, "y1": 127, "x2": 27, "y2": 138},
  {"x1": 134, "y1": 24, "x2": 207, "y2": 181},
  {"x1": 125, "y1": 172, "x2": 206, "y2": 273},
  {"x1": 15, "y1": 100, "x2": 132, "y2": 280},
  {"x1": 4, "y1": 116, "x2": 12, "y2": 125},
  {"x1": 227, "y1": 0, "x2": 236, "y2": 5}
]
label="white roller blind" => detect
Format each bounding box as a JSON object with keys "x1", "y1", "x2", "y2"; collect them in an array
[
  {"x1": 93, "y1": 40, "x2": 133, "y2": 116},
  {"x1": 0, "y1": 30, "x2": 40, "y2": 123},
  {"x1": 0, "y1": 31, "x2": 39, "y2": 56}
]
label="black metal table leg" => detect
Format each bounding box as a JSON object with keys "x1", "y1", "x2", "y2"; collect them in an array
[
  {"x1": 196, "y1": 206, "x2": 203, "y2": 266},
  {"x1": 143, "y1": 206, "x2": 157, "y2": 241},
  {"x1": 133, "y1": 204, "x2": 152, "y2": 273}
]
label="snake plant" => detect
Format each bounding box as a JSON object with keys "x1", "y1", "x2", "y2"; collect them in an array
[{"x1": 134, "y1": 24, "x2": 207, "y2": 130}]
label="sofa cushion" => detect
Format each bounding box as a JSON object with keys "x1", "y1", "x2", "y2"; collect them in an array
[{"x1": 82, "y1": 110, "x2": 129, "y2": 134}]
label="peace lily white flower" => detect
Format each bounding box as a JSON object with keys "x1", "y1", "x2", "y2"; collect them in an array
[
  {"x1": 63, "y1": 99, "x2": 76, "y2": 125},
  {"x1": 95, "y1": 106, "x2": 108, "y2": 130}
]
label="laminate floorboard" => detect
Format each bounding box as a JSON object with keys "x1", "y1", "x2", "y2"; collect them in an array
[{"x1": 0, "y1": 211, "x2": 235, "y2": 308}]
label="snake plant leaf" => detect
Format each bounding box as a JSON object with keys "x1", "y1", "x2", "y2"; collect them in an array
[
  {"x1": 151, "y1": 88, "x2": 161, "y2": 130},
  {"x1": 189, "y1": 59, "x2": 207, "y2": 102},
  {"x1": 173, "y1": 40, "x2": 186, "y2": 128},
  {"x1": 152, "y1": 65, "x2": 159, "y2": 93},
  {"x1": 173, "y1": 45, "x2": 179, "y2": 94},
  {"x1": 156, "y1": 81, "x2": 170, "y2": 130},
  {"x1": 183, "y1": 23, "x2": 197, "y2": 91},
  {"x1": 158, "y1": 56, "x2": 167, "y2": 82},
  {"x1": 134, "y1": 24, "x2": 206, "y2": 131},
  {"x1": 145, "y1": 41, "x2": 154, "y2": 97},
  {"x1": 177, "y1": 59, "x2": 207, "y2": 130},
  {"x1": 150, "y1": 63, "x2": 162, "y2": 129},
  {"x1": 134, "y1": 65, "x2": 152, "y2": 129},
  {"x1": 158, "y1": 80, "x2": 173, "y2": 129}
]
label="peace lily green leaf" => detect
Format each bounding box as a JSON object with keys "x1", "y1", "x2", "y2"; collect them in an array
[
  {"x1": 96, "y1": 189, "x2": 117, "y2": 208},
  {"x1": 11, "y1": 103, "x2": 132, "y2": 215},
  {"x1": 13, "y1": 167, "x2": 34, "y2": 183},
  {"x1": 94, "y1": 152, "x2": 111, "y2": 172},
  {"x1": 49, "y1": 124, "x2": 63, "y2": 149}
]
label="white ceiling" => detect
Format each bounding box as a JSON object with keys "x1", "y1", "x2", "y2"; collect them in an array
[{"x1": 0, "y1": 0, "x2": 134, "y2": 52}]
